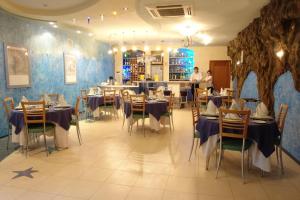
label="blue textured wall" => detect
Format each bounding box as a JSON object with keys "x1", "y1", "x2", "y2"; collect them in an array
[
  {"x1": 274, "y1": 71, "x2": 300, "y2": 161},
  {"x1": 240, "y1": 71, "x2": 259, "y2": 112},
  {"x1": 0, "y1": 9, "x2": 114, "y2": 137},
  {"x1": 240, "y1": 71, "x2": 300, "y2": 162}
]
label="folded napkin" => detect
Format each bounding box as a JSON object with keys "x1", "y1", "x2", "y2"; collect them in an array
[
  {"x1": 206, "y1": 100, "x2": 217, "y2": 115},
  {"x1": 18, "y1": 96, "x2": 28, "y2": 108},
  {"x1": 58, "y1": 95, "x2": 67, "y2": 106},
  {"x1": 88, "y1": 88, "x2": 95, "y2": 95},
  {"x1": 254, "y1": 102, "x2": 269, "y2": 117},
  {"x1": 127, "y1": 90, "x2": 136, "y2": 95},
  {"x1": 43, "y1": 94, "x2": 51, "y2": 105},
  {"x1": 225, "y1": 99, "x2": 241, "y2": 119},
  {"x1": 157, "y1": 86, "x2": 165, "y2": 91}
]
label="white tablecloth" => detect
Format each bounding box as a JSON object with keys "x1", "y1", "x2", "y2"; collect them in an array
[
  {"x1": 12, "y1": 123, "x2": 69, "y2": 148},
  {"x1": 127, "y1": 114, "x2": 170, "y2": 131}
]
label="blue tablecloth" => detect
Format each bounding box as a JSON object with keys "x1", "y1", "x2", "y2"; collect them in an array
[
  {"x1": 87, "y1": 95, "x2": 120, "y2": 111},
  {"x1": 196, "y1": 116, "x2": 280, "y2": 157},
  {"x1": 124, "y1": 101, "x2": 168, "y2": 121},
  {"x1": 207, "y1": 96, "x2": 225, "y2": 108},
  {"x1": 9, "y1": 108, "x2": 73, "y2": 134}
]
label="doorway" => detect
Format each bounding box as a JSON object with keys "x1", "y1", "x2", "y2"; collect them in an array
[{"x1": 209, "y1": 60, "x2": 231, "y2": 91}]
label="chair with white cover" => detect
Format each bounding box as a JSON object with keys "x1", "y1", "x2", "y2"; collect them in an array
[
  {"x1": 3, "y1": 97, "x2": 15, "y2": 150},
  {"x1": 275, "y1": 104, "x2": 288, "y2": 175},
  {"x1": 21, "y1": 101, "x2": 56, "y2": 157},
  {"x1": 216, "y1": 108, "x2": 251, "y2": 183},
  {"x1": 70, "y1": 97, "x2": 82, "y2": 145}
]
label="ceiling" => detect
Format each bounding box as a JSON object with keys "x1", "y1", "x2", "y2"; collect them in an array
[{"x1": 0, "y1": 0, "x2": 269, "y2": 46}]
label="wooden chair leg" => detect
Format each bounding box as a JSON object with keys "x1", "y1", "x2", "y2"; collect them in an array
[
  {"x1": 188, "y1": 138, "x2": 195, "y2": 161},
  {"x1": 241, "y1": 149, "x2": 245, "y2": 184},
  {"x1": 279, "y1": 147, "x2": 284, "y2": 175}
]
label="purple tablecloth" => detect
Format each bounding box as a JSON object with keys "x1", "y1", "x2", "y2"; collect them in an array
[
  {"x1": 124, "y1": 101, "x2": 168, "y2": 121},
  {"x1": 87, "y1": 95, "x2": 121, "y2": 111},
  {"x1": 9, "y1": 108, "x2": 73, "y2": 134},
  {"x1": 196, "y1": 116, "x2": 280, "y2": 157}
]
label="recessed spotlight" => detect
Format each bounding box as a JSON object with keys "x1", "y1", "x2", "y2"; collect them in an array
[
  {"x1": 121, "y1": 46, "x2": 127, "y2": 52},
  {"x1": 123, "y1": 7, "x2": 128, "y2": 11},
  {"x1": 88, "y1": 33, "x2": 94, "y2": 37},
  {"x1": 156, "y1": 46, "x2": 161, "y2": 51},
  {"x1": 100, "y1": 14, "x2": 104, "y2": 21},
  {"x1": 112, "y1": 11, "x2": 117, "y2": 16},
  {"x1": 113, "y1": 48, "x2": 118, "y2": 52},
  {"x1": 144, "y1": 45, "x2": 149, "y2": 51},
  {"x1": 76, "y1": 30, "x2": 81, "y2": 34},
  {"x1": 53, "y1": 25, "x2": 58, "y2": 28},
  {"x1": 236, "y1": 61, "x2": 241, "y2": 65},
  {"x1": 49, "y1": 22, "x2": 55, "y2": 25},
  {"x1": 276, "y1": 49, "x2": 284, "y2": 59},
  {"x1": 132, "y1": 46, "x2": 137, "y2": 51},
  {"x1": 167, "y1": 47, "x2": 172, "y2": 52},
  {"x1": 108, "y1": 50, "x2": 113, "y2": 54}
]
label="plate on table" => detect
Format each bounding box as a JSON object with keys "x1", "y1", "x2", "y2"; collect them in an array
[
  {"x1": 206, "y1": 116, "x2": 217, "y2": 120},
  {"x1": 201, "y1": 112, "x2": 218, "y2": 117},
  {"x1": 251, "y1": 116, "x2": 273, "y2": 121},
  {"x1": 252, "y1": 120, "x2": 267, "y2": 124}
]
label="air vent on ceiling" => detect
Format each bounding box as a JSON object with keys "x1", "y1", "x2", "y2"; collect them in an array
[{"x1": 146, "y1": 5, "x2": 192, "y2": 19}]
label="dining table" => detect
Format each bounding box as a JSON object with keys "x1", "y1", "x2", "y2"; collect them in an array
[
  {"x1": 123, "y1": 99, "x2": 169, "y2": 131},
  {"x1": 87, "y1": 95, "x2": 121, "y2": 117},
  {"x1": 9, "y1": 106, "x2": 73, "y2": 148},
  {"x1": 196, "y1": 115, "x2": 280, "y2": 172}
]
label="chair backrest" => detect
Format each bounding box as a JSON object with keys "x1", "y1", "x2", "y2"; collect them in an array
[
  {"x1": 196, "y1": 88, "x2": 208, "y2": 103},
  {"x1": 104, "y1": 90, "x2": 116, "y2": 104},
  {"x1": 48, "y1": 94, "x2": 59, "y2": 103},
  {"x1": 80, "y1": 89, "x2": 88, "y2": 97},
  {"x1": 276, "y1": 104, "x2": 288, "y2": 133},
  {"x1": 21, "y1": 101, "x2": 46, "y2": 126},
  {"x1": 191, "y1": 104, "x2": 200, "y2": 131},
  {"x1": 121, "y1": 90, "x2": 130, "y2": 102},
  {"x1": 235, "y1": 98, "x2": 246, "y2": 110},
  {"x1": 219, "y1": 108, "x2": 250, "y2": 139},
  {"x1": 166, "y1": 93, "x2": 175, "y2": 113},
  {"x1": 74, "y1": 96, "x2": 81, "y2": 117},
  {"x1": 3, "y1": 97, "x2": 15, "y2": 120},
  {"x1": 130, "y1": 95, "x2": 146, "y2": 114}
]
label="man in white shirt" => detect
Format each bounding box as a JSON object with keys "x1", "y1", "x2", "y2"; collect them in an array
[
  {"x1": 190, "y1": 67, "x2": 202, "y2": 100},
  {"x1": 205, "y1": 70, "x2": 214, "y2": 93}
]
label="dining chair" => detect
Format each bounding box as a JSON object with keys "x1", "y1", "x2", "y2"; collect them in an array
[
  {"x1": 189, "y1": 103, "x2": 201, "y2": 161},
  {"x1": 179, "y1": 90, "x2": 188, "y2": 108},
  {"x1": 195, "y1": 88, "x2": 208, "y2": 111},
  {"x1": 70, "y1": 97, "x2": 82, "y2": 145},
  {"x1": 129, "y1": 94, "x2": 148, "y2": 136},
  {"x1": 48, "y1": 93, "x2": 59, "y2": 104},
  {"x1": 121, "y1": 90, "x2": 130, "y2": 128},
  {"x1": 222, "y1": 89, "x2": 234, "y2": 108},
  {"x1": 163, "y1": 93, "x2": 175, "y2": 132},
  {"x1": 80, "y1": 89, "x2": 92, "y2": 120},
  {"x1": 216, "y1": 108, "x2": 251, "y2": 183},
  {"x1": 102, "y1": 89, "x2": 118, "y2": 119},
  {"x1": 21, "y1": 101, "x2": 56, "y2": 157},
  {"x1": 3, "y1": 97, "x2": 15, "y2": 150},
  {"x1": 275, "y1": 104, "x2": 288, "y2": 175},
  {"x1": 235, "y1": 98, "x2": 247, "y2": 110}
]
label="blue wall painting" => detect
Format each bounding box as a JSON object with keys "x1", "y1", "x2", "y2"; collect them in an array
[
  {"x1": 0, "y1": 9, "x2": 114, "y2": 137},
  {"x1": 240, "y1": 71, "x2": 300, "y2": 162}
]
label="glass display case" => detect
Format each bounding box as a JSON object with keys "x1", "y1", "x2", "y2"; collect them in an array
[{"x1": 122, "y1": 50, "x2": 145, "y2": 83}]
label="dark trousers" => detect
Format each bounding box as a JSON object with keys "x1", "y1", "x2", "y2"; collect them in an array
[
  {"x1": 191, "y1": 83, "x2": 199, "y2": 100},
  {"x1": 207, "y1": 87, "x2": 214, "y2": 94}
]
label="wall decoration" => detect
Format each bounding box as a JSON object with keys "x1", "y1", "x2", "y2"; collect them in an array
[
  {"x1": 64, "y1": 53, "x2": 77, "y2": 84},
  {"x1": 151, "y1": 51, "x2": 163, "y2": 65},
  {"x1": 227, "y1": 0, "x2": 299, "y2": 114},
  {"x1": 4, "y1": 43, "x2": 31, "y2": 88}
]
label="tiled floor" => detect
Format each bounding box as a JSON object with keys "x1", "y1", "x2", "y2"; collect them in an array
[{"x1": 0, "y1": 108, "x2": 299, "y2": 200}]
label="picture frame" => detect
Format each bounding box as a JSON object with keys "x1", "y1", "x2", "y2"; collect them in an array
[
  {"x1": 4, "y1": 43, "x2": 31, "y2": 88},
  {"x1": 151, "y1": 51, "x2": 163, "y2": 65},
  {"x1": 63, "y1": 53, "x2": 77, "y2": 84}
]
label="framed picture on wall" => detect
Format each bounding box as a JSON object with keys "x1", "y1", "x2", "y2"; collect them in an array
[
  {"x1": 64, "y1": 53, "x2": 77, "y2": 84},
  {"x1": 4, "y1": 43, "x2": 31, "y2": 88},
  {"x1": 151, "y1": 51, "x2": 163, "y2": 65}
]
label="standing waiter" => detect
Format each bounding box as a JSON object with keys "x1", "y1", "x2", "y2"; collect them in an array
[{"x1": 189, "y1": 67, "x2": 202, "y2": 100}]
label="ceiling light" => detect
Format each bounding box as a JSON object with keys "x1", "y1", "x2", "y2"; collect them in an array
[
  {"x1": 49, "y1": 22, "x2": 55, "y2": 25},
  {"x1": 161, "y1": 52, "x2": 164, "y2": 57},
  {"x1": 197, "y1": 33, "x2": 212, "y2": 45},
  {"x1": 108, "y1": 50, "x2": 113, "y2": 54},
  {"x1": 156, "y1": 46, "x2": 161, "y2": 51},
  {"x1": 112, "y1": 11, "x2": 117, "y2": 16},
  {"x1": 167, "y1": 47, "x2": 172, "y2": 52},
  {"x1": 276, "y1": 49, "x2": 284, "y2": 59},
  {"x1": 52, "y1": 25, "x2": 58, "y2": 28},
  {"x1": 113, "y1": 48, "x2": 118, "y2": 52},
  {"x1": 76, "y1": 30, "x2": 81, "y2": 34},
  {"x1": 173, "y1": 49, "x2": 178, "y2": 53},
  {"x1": 100, "y1": 14, "x2": 104, "y2": 21},
  {"x1": 236, "y1": 60, "x2": 241, "y2": 65},
  {"x1": 144, "y1": 45, "x2": 149, "y2": 52},
  {"x1": 132, "y1": 46, "x2": 137, "y2": 51},
  {"x1": 177, "y1": 21, "x2": 200, "y2": 37},
  {"x1": 88, "y1": 33, "x2": 94, "y2": 37},
  {"x1": 121, "y1": 46, "x2": 127, "y2": 52},
  {"x1": 123, "y1": 7, "x2": 128, "y2": 11}
]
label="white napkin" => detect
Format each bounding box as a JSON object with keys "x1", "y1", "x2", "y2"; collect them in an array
[
  {"x1": 157, "y1": 86, "x2": 165, "y2": 91},
  {"x1": 58, "y1": 95, "x2": 67, "y2": 106},
  {"x1": 254, "y1": 102, "x2": 269, "y2": 117},
  {"x1": 225, "y1": 99, "x2": 241, "y2": 119},
  {"x1": 88, "y1": 88, "x2": 94, "y2": 95},
  {"x1": 42, "y1": 94, "x2": 51, "y2": 105},
  {"x1": 18, "y1": 96, "x2": 28, "y2": 108},
  {"x1": 206, "y1": 100, "x2": 217, "y2": 115},
  {"x1": 126, "y1": 90, "x2": 136, "y2": 95},
  {"x1": 208, "y1": 90, "x2": 213, "y2": 96},
  {"x1": 220, "y1": 88, "x2": 224, "y2": 94}
]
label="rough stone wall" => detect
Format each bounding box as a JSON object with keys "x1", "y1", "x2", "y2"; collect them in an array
[{"x1": 228, "y1": 0, "x2": 300, "y2": 114}]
